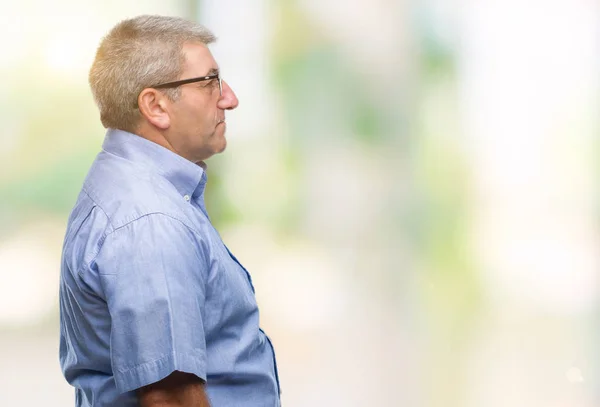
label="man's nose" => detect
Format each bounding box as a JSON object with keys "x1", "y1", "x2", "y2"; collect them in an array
[{"x1": 217, "y1": 80, "x2": 239, "y2": 110}]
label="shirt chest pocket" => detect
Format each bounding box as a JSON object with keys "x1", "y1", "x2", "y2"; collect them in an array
[
  {"x1": 204, "y1": 241, "x2": 258, "y2": 327},
  {"x1": 220, "y1": 248, "x2": 256, "y2": 301}
]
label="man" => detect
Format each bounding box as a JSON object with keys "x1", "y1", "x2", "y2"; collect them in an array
[{"x1": 59, "y1": 15, "x2": 281, "y2": 407}]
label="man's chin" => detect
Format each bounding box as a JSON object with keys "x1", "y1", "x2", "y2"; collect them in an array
[
  {"x1": 212, "y1": 133, "x2": 227, "y2": 154},
  {"x1": 217, "y1": 139, "x2": 227, "y2": 153},
  {"x1": 216, "y1": 126, "x2": 227, "y2": 150}
]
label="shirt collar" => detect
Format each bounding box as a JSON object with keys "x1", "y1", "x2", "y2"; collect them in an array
[{"x1": 102, "y1": 129, "x2": 207, "y2": 198}]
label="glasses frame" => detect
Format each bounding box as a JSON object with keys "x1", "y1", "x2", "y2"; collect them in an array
[
  {"x1": 152, "y1": 74, "x2": 222, "y2": 95},
  {"x1": 133, "y1": 74, "x2": 222, "y2": 109}
]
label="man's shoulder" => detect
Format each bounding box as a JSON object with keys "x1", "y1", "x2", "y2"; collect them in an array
[
  {"x1": 77, "y1": 151, "x2": 190, "y2": 231},
  {"x1": 62, "y1": 151, "x2": 202, "y2": 289}
]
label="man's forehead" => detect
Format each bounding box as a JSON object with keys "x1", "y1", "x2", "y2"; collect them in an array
[{"x1": 182, "y1": 42, "x2": 219, "y2": 75}]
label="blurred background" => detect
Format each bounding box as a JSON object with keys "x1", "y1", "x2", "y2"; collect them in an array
[{"x1": 0, "y1": 0, "x2": 598, "y2": 406}]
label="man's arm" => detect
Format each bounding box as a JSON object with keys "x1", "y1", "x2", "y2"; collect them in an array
[
  {"x1": 138, "y1": 371, "x2": 211, "y2": 407},
  {"x1": 96, "y1": 215, "x2": 210, "y2": 395}
]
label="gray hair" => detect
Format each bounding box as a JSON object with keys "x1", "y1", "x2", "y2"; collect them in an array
[{"x1": 89, "y1": 15, "x2": 216, "y2": 132}]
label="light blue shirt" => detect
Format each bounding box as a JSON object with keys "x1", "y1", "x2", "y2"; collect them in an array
[{"x1": 59, "y1": 129, "x2": 281, "y2": 406}]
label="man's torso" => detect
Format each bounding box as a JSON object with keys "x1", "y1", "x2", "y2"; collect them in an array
[{"x1": 59, "y1": 130, "x2": 280, "y2": 406}]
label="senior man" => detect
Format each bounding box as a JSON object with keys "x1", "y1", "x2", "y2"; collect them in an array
[{"x1": 59, "y1": 15, "x2": 281, "y2": 407}]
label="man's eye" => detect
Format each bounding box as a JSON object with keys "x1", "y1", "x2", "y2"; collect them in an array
[{"x1": 200, "y1": 79, "x2": 218, "y2": 90}]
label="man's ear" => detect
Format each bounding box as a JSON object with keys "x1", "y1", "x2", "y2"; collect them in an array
[{"x1": 137, "y1": 89, "x2": 171, "y2": 129}]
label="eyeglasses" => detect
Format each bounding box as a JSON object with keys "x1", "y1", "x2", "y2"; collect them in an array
[
  {"x1": 133, "y1": 74, "x2": 222, "y2": 108},
  {"x1": 152, "y1": 73, "x2": 222, "y2": 95}
]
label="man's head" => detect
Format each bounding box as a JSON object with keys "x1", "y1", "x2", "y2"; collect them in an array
[{"x1": 89, "y1": 15, "x2": 239, "y2": 163}]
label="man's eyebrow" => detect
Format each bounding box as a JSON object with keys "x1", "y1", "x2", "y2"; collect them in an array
[{"x1": 206, "y1": 68, "x2": 219, "y2": 76}]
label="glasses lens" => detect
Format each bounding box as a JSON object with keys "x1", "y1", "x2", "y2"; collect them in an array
[{"x1": 218, "y1": 77, "x2": 222, "y2": 96}]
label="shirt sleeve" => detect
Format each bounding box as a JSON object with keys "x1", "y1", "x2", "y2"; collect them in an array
[{"x1": 95, "y1": 213, "x2": 208, "y2": 394}]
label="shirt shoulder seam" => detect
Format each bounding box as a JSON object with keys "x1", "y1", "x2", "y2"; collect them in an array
[
  {"x1": 110, "y1": 211, "x2": 202, "y2": 235},
  {"x1": 92, "y1": 212, "x2": 205, "y2": 276}
]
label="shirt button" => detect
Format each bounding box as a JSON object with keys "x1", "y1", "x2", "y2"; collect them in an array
[{"x1": 183, "y1": 194, "x2": 190, "y2": 202}]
